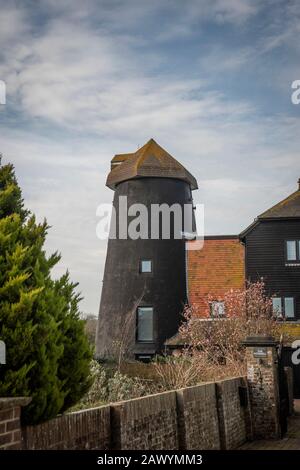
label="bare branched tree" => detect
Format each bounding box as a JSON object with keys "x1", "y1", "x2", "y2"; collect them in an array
[
  {"x1": 154, "y1": 281, "x2": 283, "y2": 388},
  {"x1": 83, "y1": 314, "x2": 98, "y2": 347}
]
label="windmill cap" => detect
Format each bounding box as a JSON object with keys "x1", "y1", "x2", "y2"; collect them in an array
[{"x1": 106, "y1": 138, "x2": 198, "y2": 190}]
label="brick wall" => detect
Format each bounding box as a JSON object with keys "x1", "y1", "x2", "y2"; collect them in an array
[
  {"x1": 176, "y1": 383, "x2": 220, "y2": 450},
  {"x1": 244, "y1": 338, "x2": 281, "y2": 439},
  {"x1": 111, "y1": 391, "x2": 178, "y2": 450},
  {"x1": 1, "y1": 359, "x2": 283, "y2": 451},
  {"x1": 22, "y1": 405, "x2": 111, "y2": 450},
  {"x1": 18, "y1": 378, "x2": 251, "y2": 450},
  {"x1": 0, "y1": 398, "x2": 31, "y2": 450},
  {"x1": 216, "y1": 377, "x2": 251, "y2": 449}
]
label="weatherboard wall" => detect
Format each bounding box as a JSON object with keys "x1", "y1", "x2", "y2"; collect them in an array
[{"x1": 244, "y1": 218, "x2": 300, "y2": 320}]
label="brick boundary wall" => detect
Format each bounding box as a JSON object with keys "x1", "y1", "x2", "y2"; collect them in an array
[
  {"x1": 111, "y1": 390, "x2": 178, "y2": 450},
  {"x1": 1, "y1": 345, "x2": 285, "y2": 451},
  {"x1": 0, "y1": 336, "x2": 284, "y2": 450},
  {"x1": 243, "y1": 337, "x2": 281, "y2": 440},
  {"x1": 18, "y1": 377, "x2": 251, "y2": 450},
  {"x1": 176, "y1": 382, "x2": 221, "y2": 450},
  {"x1": 22, "y1": 405, "x2": 111, "y2": 450},
  {"x1": 0, "y1": 398, "x2": 31, "y2": 450},
  {"x1": 216, "y1": 377, "x2": 251, "y2": 449}
]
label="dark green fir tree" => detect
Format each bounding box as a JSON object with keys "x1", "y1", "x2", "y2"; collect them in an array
[{"x1": 0, "y1": 161, "x2": 93, "y2": 424}]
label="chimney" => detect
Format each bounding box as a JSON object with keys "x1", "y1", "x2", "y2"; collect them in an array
[{"x1": 298, "y1": 178, "x2": 300, "y2": 190}]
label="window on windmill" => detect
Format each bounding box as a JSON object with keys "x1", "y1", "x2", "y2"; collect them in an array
[
  {"x1": 137, "y1": 307, "x2": 154, "y2": 342},
  {"x1": 210, "y1": 301, "x2": 225, "y2": 318},
  {"x1": 111, "y1": 162, "x2": 122, "y2": 167},
  {"x1": 140, "y1": 259, "x2": 152, "y2": 273},
  {"x1": 110, "y1": 161, "x2": 123, "y2": 170},
  {"x1": 135, "y1": 354, "x2": 152, "y2": 363}
]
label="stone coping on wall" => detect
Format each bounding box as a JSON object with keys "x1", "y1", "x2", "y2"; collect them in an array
[
  {"x1": 111, "y1": 389, "x2": 177, "y2": 419},
  {"x1": 23, "y1": 404, "x2": 111, "y2": 450},
  {"x1": 42, "y1": 377, "x2": 248, "y2": 416},
  {"x1": 0, "y1": 397, "x2": 31, "y2": 410}
]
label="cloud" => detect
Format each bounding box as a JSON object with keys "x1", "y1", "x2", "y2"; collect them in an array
[
  {"x1": 0, "y1": 1, "x2": 274, "y2": 135},
  {"x1": 0, "y1": 0, "x2": 299, "y2": 313},
  {"x1": 198, "y1": 46, "x2": 256, "y2": 74},
  {"x1": 259, "y1": 1, "x2": 300, "y2": 54},
  {"x1": 0, "y1": 11, "x2": 254, "y2": 138},
  {"x1": 196, "y1": 0, "x2": 262, "y2": 24},
  {"x1": 0, "y1": 4, "x2": 28, "y2": 45}
]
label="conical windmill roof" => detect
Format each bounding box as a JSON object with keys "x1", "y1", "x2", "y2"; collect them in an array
[{"x1": 106, "y1": 138, "x2": 198, "y2": 190}]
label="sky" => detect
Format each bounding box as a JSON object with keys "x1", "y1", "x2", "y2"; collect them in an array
[{"x1": 0, "y1": 0, "x2": 300, "y2": 314}]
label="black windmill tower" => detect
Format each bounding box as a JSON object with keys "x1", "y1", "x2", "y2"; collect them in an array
[{"x1": 96, "y1": 139, "x2": 198, "y2": 359}]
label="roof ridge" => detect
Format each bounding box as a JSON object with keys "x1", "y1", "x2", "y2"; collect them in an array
[
  {"x1": 132, "y1": 138, "x2": 177, "y2": 173},
  {"x1": 134, "y1": 139, "x2": 154, "y2": 170},
  {"x1": 259, "y1": 187, "x2": 300, "y2": 219}
]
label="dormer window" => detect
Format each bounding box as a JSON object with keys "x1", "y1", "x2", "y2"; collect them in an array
[
  {"x1": 111, "y1": 162, "x2": 122, "y2": 169},
  {"x1": 286, "y1": 240, "x2": 300, "y2": 262}
]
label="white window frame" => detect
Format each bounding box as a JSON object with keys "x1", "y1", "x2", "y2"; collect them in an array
[
  {"x1": 140, "y1": 259, "x2": 152, "y2": 273},
  {"x1": 210, "y1": 301, "x2": 226, "y2": 318},
  {"x1": 272, "y1": 296, "x2": 295, "y2": 319},
  {"x1": 286, "y1": 240, "x2": 300, "y2": 262}
]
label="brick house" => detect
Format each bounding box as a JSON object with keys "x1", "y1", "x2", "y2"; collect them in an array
[{"x1": 187, "y1": 235, "x2": 245, "y2": 318}]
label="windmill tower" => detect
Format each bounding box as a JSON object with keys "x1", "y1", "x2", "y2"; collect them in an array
[{"x1": 96, "y1": 139, "x2": 198, "y2": 360}]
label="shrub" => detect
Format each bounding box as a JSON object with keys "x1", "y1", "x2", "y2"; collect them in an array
[
  {"x1": 107, "y1": 371, "x2": 148, "y2": 402},
  {"x1": 71, "y1": 360, "x2": 150, "y2": 409},
  {"x1": 154, "y1": 281, "x2": 282, "y2": 387}
]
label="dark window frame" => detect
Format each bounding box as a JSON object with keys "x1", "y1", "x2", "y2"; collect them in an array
[
  {"x1": 136, "y1": 306, "x2": 154, "y2": 343},
  {"x1": 285, "y1": 240, "x2": 300, "y2": 262}
]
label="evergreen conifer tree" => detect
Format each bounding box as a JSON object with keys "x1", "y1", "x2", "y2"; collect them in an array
[{"x1": 0, "y1": 162, "x2": 93, "y2": 424}]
